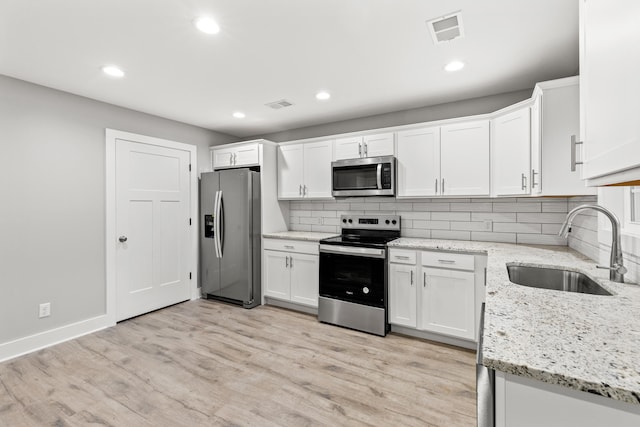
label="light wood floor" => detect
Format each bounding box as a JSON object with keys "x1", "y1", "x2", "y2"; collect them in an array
[{"x1": 0, "y1": 300, "x2": 476, "y2": 426}]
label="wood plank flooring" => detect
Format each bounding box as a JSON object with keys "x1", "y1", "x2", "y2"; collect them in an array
[{"x1": 0, "y1": 300, "x2": 476, "y2": 426}]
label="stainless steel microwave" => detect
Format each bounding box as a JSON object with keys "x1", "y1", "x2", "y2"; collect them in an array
[{"x1": 331, "y1": 156, "x2": 396, "y2": 197}]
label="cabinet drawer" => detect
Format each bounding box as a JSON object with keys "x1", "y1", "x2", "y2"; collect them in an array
[
  {"x1": 263, "y1": 238, "x2": 319, "y2": 255},
  {"x1": 421, "y1": 251, "x2": 474, "y2": 271},
  {"x1": 389, "y1": 249, "x2": 417, "y2": 264}
]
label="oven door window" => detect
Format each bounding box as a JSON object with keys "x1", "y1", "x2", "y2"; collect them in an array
[
  {"x1": 319, "y1": 252, "x2": 385, "y2": 307},
  {"x1": 333, "y1": 164, "x2": 379, "y2": 191}
]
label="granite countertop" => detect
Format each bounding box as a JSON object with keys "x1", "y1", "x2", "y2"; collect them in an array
[
  {"x1": 262, "y1": 231, "x2": 338, "y2": 242},
  {"x1": 389, "y1": 238, "x2": 640, "y2": 405}
]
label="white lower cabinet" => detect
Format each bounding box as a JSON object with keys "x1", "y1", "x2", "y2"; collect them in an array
[
  {"x1": 388, "y1": 263, "x2": 417, "y2": 327},
  {"x1": 495, "y1": 372, "x2": 640, "y2": 427},
  {"x1": 263, "y1": 239, "x2": 319, "y2": 307},
  {"x1": 389, "y1": 248, "x2": 480, "y2": 342}
]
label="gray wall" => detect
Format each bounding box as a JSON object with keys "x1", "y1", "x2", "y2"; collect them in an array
[
  {"x1": 247, "y1": 89, "x2": 533, "y2": 142},
  {"x1": 0, "y1": 75, "x2": 236, "y2": 343}
]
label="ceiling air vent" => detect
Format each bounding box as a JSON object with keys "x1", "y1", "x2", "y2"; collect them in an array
[
  {"x1": 265, "y1": 99, "x2": 294, "y2": 110},
  {"x1": 426, "y1": 11, "x2": 464, "y2": 44}
]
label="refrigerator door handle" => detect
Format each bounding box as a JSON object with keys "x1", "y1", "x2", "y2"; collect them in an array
[
  {"x1": 219, "y1": 191, "x2": 225, "y2": 257},
  {"x1": 213, "y1": 190, "x2": 222, "y2": 258}
]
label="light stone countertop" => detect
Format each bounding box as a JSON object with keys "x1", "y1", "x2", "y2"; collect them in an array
[
  {"x1": 262, "y1": 231, "x2": 338, "y2": 242},
  {"x1": 389, "y1": 238, "x2": 640, "y2": 405}
]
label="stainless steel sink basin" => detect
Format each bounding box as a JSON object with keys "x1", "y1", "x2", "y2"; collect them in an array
[{"x1": 506, "y1": 265, "x2": 612, "y2": 296}]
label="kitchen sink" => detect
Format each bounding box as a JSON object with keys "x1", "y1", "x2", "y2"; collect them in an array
[{"x1": 506, "y1": 265, "x2": 612, "y2": 296}]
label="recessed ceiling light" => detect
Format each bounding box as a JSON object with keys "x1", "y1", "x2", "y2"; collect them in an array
[
  {"x1": 102, "y1": 65, "x2": 125, "y2": 78},
  {"x1": 316, "y1": 91, "x2": 331, "y2": 100},
  {"x1": 233, "y1": 112, "x2": 245, "y2": 119},
  {"x1": 444, "y1": 61, "x2": 465, "y2": 72},
  {"x1": 195, "y1": 16, "x2": 220, "y2": 34}
]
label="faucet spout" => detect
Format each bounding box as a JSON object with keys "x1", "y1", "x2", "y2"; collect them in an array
[{"x1": 559, "y1": 204, "x2": 625, "y2": 283}]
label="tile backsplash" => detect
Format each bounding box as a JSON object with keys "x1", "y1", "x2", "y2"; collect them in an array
[{"x1": 289, "y1": 196, "x2": 599, "y2": 255}]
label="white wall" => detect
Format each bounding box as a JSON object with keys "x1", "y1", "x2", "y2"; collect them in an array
[
  {"x1": 0, "y1": 75, "x2": 237, "y2": 347},
  {"x1": 290, "y1": 196, "x2": 599, "y2": 246}
]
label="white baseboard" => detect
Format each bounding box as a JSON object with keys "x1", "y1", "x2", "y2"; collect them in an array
[{"x1": 0, "y1": 315, "x2": 114, "y2": 363}]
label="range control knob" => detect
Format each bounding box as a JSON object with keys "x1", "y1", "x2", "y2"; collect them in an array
[
  {"x1": 392, "y1": 220, "x2": 397, "y2": 225},
  {"x1": 362, "y1": 287, "x2": 370, "y2": 294},
  {"x1": 385, "y1": 219, "x2": 390, "y2": 225},
  {"x1": 348, "y1": 219, "x2": 353, "y2": 223},
  {"x1": 342, "y1": 218, "x2": 347, "y2": 223}
]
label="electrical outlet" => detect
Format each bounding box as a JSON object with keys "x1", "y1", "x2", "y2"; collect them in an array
[
  {"x1": 483, "y1": 220, "x2": 493, "y2": 231},
  {"x1": 39, "y1": 302, "x2": 51, "y2": 318}
]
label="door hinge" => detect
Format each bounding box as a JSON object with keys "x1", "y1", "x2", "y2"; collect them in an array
[
  {"x1": 189, "y1": 272, "x2": 192, "y2": 280},
  {"x1": 189, "y1": 164, "x2": 192, "y2": 171}
]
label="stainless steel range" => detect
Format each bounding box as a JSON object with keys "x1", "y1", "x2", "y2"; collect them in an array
[{"x1": 318, "y1": 215, "x2": 400, "y2": 336}]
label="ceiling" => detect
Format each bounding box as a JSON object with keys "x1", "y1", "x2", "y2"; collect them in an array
[{"x1": 0, "y1": 0, "x2": 579, "y2": 138}]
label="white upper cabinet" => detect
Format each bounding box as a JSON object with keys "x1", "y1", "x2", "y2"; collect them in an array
[
  {"x1": 579, "y1": 0, "x2": 640, "y2": 185},
  {"x1": 440, "y1": 120, "x2": 490, "y2": 196},
  {"x1": 492, "y1": 107, "x2": 531, "y2": 196},
  {"x1": 212, "y1": 142, "x2": 260, "y2": 169},
  {"x1": 277, "y1": 140, "x2": 332, "y2": 199},
  {"x1": 396, "y1": 127, "x2": 440, "y2": 197},
  {"x1": 531, "y1": 78, "x2": 596, "y2": 196},
  {"x1": 334, "y1": 133, "x2": 394, "y2": 160}
]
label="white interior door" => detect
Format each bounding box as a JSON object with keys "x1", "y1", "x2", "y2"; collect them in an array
[{"x1": 115, "y1": 139, "x2": 191, "y2": 321}]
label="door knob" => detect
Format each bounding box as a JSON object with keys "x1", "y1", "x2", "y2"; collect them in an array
[{"x1": 119, "y1": 236, "x2": 128, "y2": 243}]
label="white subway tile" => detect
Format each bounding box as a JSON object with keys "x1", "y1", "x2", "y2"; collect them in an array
[
  {"x1": 541, "y1": 223, "x2": 562, "y2": 235},
  {"x1": 413, "y1": 220, "x2": 450, "y2": 230},
  {"x1": 439, "y1": 198, "x2": 471, "y2": 203},
  {"x1": 350, "y1": 203, "x2": 377, "y2": 211},
  {"x1": 494, "y1": 203, "x2": 542, "y2": 213},
  {"x1": 312, "y1": 210, "x2": 336, "y2": 218},
  {"x1": 450, "y1": 221, "x2": 488, "y2": 231},
  {"x1": 299, "y1": 217, "x2": 321, "y2": 225},
  {"x1": 471, "y1": 231, "x2": 517, "y2": 243},
  {"x1": 517, "y1": 234, "x2": 567, "y2": 245},
  {"x1": 450, "y1": 202, "x2": 493, "y2": 212},
  {"x1": 322, "y1": 217, "x2": 341, "y2": 226},
  {"x1": 330, "y1": 203, "x2": 351, "y2": 210},
  {"x1": 493, "y1": 223, "x2": 542, "y2": 233},
  {"x1": 397, "y1": 211, "x2": 430, "y2": 220},
  {"x1": 471, "y1": 212, "x2": 517, "y2": 222},
  {"x1": 291, "y1": 223, "x2": 312, "y2": 231},
  {"x1": 542, "y1": 201, "x2": 569, "y2": 212},
  {"x1": 413, "y1": 203, "x2": 450, "y2": 212},
  {"x1": 431, "y1": 230, "x2": 471, "y2": 241},
  {"x1": 490, "y1": 197, "x2": 520, "y2": 203},
  {"x1": 400, "y1": 219, "x2": 414, "y2": 229},
  {"x1": 312, "y1": 224, "x2": 339, "y2": 233},
  {"x1": 570, "y1": 214, "x2": 598, "y2": 231},
  {"x1": 431, "y1": 212, "x2": 471, "y2": 221},
  {"x1": 568, "y1": 238, "x2": 599, "y2": 262},
  {"x1": 295, "y1": 210, "x2": 312, "y2": 217},
  {"x1": 401, "y1": 229, "x2": 432, "y2": 238},
  {"x1": 517, "y1": 212, "x2": 567, "y2": 224},
  {"x1": 289, "y1": 216, "x2": 299, "y2": 225}
]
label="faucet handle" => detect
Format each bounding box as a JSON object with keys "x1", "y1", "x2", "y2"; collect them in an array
[{"x1": 596, "y1": 264, "x2": 628, "y2": 275}]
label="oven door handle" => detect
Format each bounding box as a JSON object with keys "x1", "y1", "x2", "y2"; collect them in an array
[
  {"x1": 376, "y1": 163, "x2": 382, "y2": 189},
  {"x1": 320, "y1": 245, "x2": 386, "y2": 259}
]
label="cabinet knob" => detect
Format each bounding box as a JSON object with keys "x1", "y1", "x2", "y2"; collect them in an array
[{"x1": 118, "y1": 236, "x2": 128, "y2": 243}]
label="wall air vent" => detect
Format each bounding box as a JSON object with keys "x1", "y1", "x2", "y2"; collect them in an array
[
  {"x1": 426, "y1": 11, "x2": 464, "y2": 44},
  {"x1": 265, "y1": 99, "x2": 294, "y2": 110}
]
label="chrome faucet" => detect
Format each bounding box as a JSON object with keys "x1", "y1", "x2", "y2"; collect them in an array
[{"x1": 559, "y1": 204, "x2": 626, "y2": 283}]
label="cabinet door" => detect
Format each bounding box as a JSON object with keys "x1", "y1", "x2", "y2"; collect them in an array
[
  {"x1": 212, "y1": 148, "x2": 234, "y2": 169},
  {"x1": 396, "y1": 127, "x2": 440, "y2": 197},
  {"x1": 388, "y1": 263, "x2": 417, "y2": 328},
  {"x1": 363, "y1": 133, "x2": 394, "y2": 158},
  {"x1": 581, "y1": 0, "x2": 640, "y2": 181},
  {"x1": 334, "y1": 136, "x2": 363, "y2": 160},
  {"x1": 493, "y1": 108, "x2": 531, "y2": 195},
  {"x1": 277, "y1": 144, "x2": 304, "y2": 199},
  {"x1": 440, "y1": 121, "x2": 490, "y2": 196},
  {"x1": 290, "y1": 253, "x2": 319, "y2": 307},
  {"x1": 233, "y1": 143, "x2": 259, "y2": 167},
  {"x1": 420, "y1": 267, "x2": 475, "y2": 340},
  {"x1": 303, "y1": 140, "x2": 333, "y2": 198},
  {"x1": 530, "y1": 95, "x2": 542, "y2": 195},
  {"x1": 263, "y1": 250, "x2": 291, "y2": 300}
]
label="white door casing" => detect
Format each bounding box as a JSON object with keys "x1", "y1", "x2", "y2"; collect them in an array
[{"x1": 106, "y1": 129, "x2": 198, "y2": 325}]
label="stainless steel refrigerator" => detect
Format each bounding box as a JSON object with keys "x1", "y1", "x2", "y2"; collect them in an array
[{"x1": 200, "y1": 169, "x2": 261, "y2": 308}]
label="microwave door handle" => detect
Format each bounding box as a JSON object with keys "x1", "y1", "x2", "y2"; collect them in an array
[{"x1": 376, "y1": 163, "x2": 382, "y2": 189}]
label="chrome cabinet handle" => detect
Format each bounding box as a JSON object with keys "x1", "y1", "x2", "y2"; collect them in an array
[
  {"x1": 299, "y1": 184, "x2": 303, "y2": 196},
  {"x1": 118, "y1": 235, "x2": 128, "y2": 243},
  {"x1": 410, "y1": 270, "x2": 414, "y2": 285},
  {"x1": 437, "y1": 259, "x2": 456, "y2": 264},
  {"x1": 358, "y1": 143, "x2": 362, "y2": 157},
  {"x1": 531, "y1": 169, "x2": 539, "y2": 188},
  {"x1": 290, "y1": 256, "x2": 293, "y2": 268},
  {"x1": 285, "y1": 256, "x2": 289, "y2": 268},
  {"x1": 303, "y1": 185, "x2": 307, "y2": 196},
  {"x1": 571, "y1": 135, "x2": 584, "y2": 172},
  {"x1": 395, "y1": 255, "x2": 410, "y2": 260},
  {"x1": 442, "y1": 178, "x2": 445, "y2": 194},
  {"x1": 233, "y1": 153, "x2": 237, "y2": 164},
  {"x1": 521, "y1": 173, "x2": 527, "y2": 191},
  {"x1": 229, "y1": 154, "x2": 233, "y2": 165},
  {"x1": 435, "y1": 179, "x2": 438, "y2": 194},
  {"x1": 364, "y1": 143, "x2": 368, "y2": 157},
  {"x1": 423, "y1": 272, "x2": 426, "y2": 288}
]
